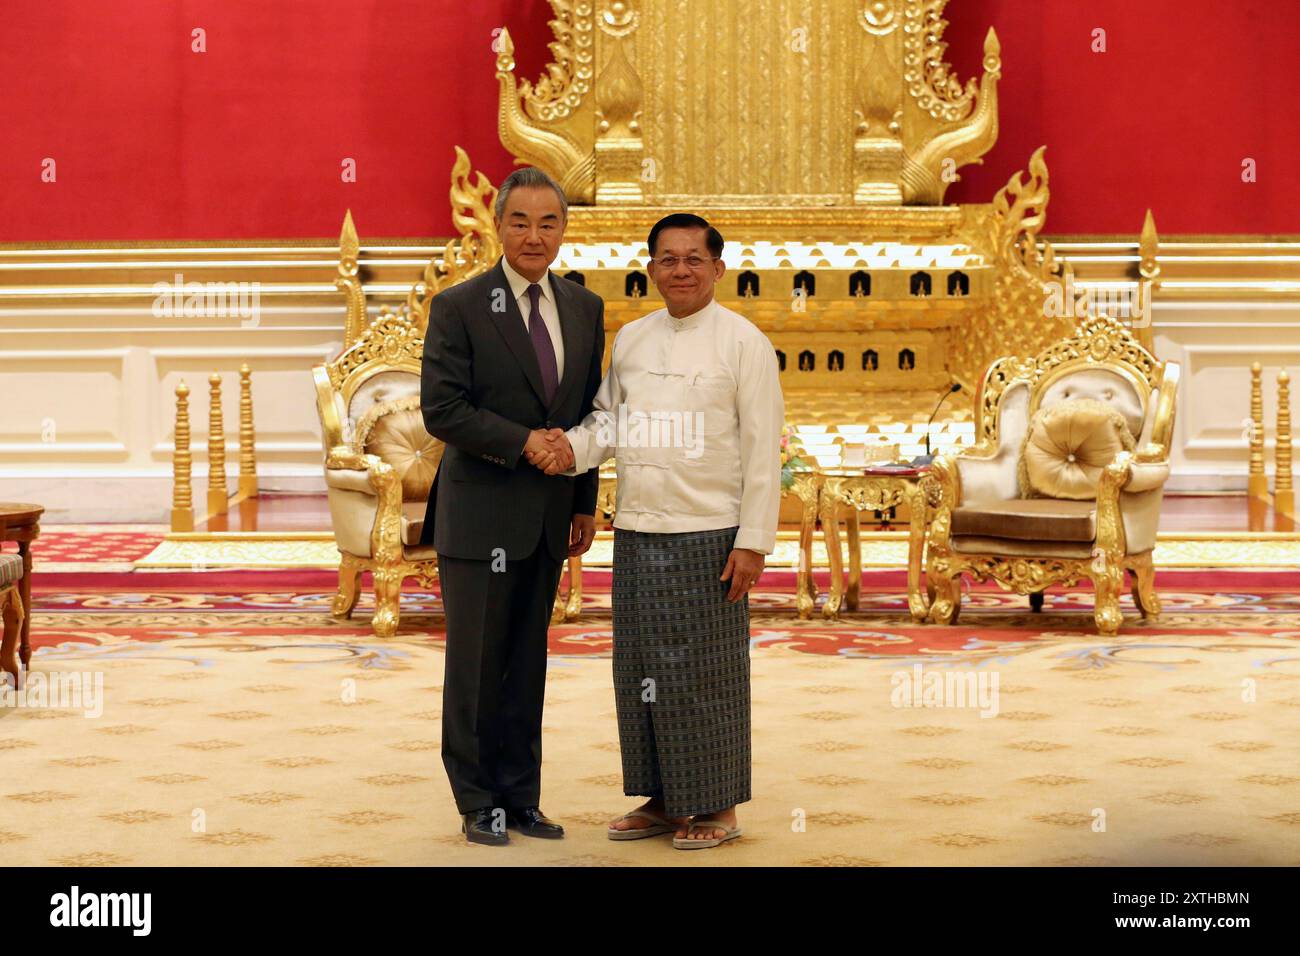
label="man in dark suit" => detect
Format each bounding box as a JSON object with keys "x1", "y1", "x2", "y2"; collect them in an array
[{"x1": 419, "y1": 167, "x2": 604, "y2": 845}]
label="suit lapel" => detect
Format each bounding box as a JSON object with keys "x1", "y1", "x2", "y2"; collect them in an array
[
  {"x1": 547, "y1": 273, "x2": 587, "y2": 416},
  {"x1": 485, "y1": 259, "x2": 548, "y2": 407}
]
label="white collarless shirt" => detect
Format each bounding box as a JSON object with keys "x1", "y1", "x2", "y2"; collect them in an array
[
  {"x1": 564, "y1": 299, "x2": 785, "y2": 554},
  {"x1": 501, "y1": 257, "x2": 565, "y2": 382}
]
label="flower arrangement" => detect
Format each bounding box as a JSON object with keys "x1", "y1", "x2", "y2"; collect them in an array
[{"x1": 780, "y1": 425, "x2": 810, "y2": 490}]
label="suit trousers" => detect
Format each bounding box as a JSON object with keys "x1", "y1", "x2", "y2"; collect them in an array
[{"x1": 438, "y1": 532, "x2": 564, "y2": 814}]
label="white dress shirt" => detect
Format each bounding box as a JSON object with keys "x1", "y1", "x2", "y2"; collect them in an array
[
  {"x1": 502, "y1": 257, "x2": 565, "y2": 382},
  {"x1": 564, "y1": 298, "x2": 785, "y2": 554}
]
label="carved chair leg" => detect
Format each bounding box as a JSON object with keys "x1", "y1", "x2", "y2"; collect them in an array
[
  {"x1": 1131, "y1": 557, "x2": 1161, "y2": 619},
  {"x1": 1092, "y1": 563, "x2": 1124, "y2": 636},
  {"x1": 1029, "y1": 590, "x2": 1045, "y2": 613},
  {"x1": 564, "y1": 555, "x2": 583, "y2": 621},
  {"x1": 845, "y1": 509, "x2": 862, "y2": 612},
  {"x1": 372, "y1": 567, "x2": 403, "y2": 638},
  {"x1": 821, "y1": 497, "x2": 845, "y2": 620},
  {"x1": 551, "y1": 575, "x2": 566, "y2": 624},
  {"x1": 927, "y1": 571, "x2": 962, "y2": 625},
  {"x1": 553, "y1": 556, "x2": 581, "y2": 623},
  {"x1": 332, "y1": 555, "x2": 363, "y2": 620}
]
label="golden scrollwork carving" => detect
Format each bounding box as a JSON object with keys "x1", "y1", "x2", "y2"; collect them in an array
[
  {"x1": 902, "y1": 0, "x2": 978, "y2": 122},
  {"x1": 335, "y1": 209, "x2": 366, "y2": 347},
  {"x1": 436, "y1": 147, "x2": 503, "y2": 298},
  {"x1": 336, "y1": 148, "x2": 501, "y2": 350},
  {"x1": 901, "y1": 25, "x2": 1000, "y2": 205},
  {"x1": 950, "y1": 145, "x2": 1070, "y2": 392},
  {"x1": 520, "y1": 1, "x2": 596, "y2": 121},
  {"x1": 496, "y1": 21, "x2": 597, "y2": 203},
  {"x1": 324, "y1": 310, "x2": 423, "y2": 396},
  {"x1": 1135, "y1": 208, "x2": 1160, "y2": 352}
]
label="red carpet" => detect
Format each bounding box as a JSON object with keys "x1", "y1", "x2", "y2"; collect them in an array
[{"x1": 29, "y1": 568, "x2": 1300, "y2": 661}]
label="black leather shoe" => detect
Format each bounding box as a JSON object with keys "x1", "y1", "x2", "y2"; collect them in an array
[
  {"x1": 462, "y1": 807, "x2": 509, "y2": 846},
  {"x1": 506, "y1": 806, "x2": 565, "y2": 839}
]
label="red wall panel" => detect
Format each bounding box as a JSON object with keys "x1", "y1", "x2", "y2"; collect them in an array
[{"x1": 0, "y1": 0, "x2": 1295, "y2": 240}]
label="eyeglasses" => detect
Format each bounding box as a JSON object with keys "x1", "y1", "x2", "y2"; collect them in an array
[{"x1": 653, "y1": 255, "x2": 717, "y2": 271}]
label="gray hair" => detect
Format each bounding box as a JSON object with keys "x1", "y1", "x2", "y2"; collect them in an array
[{"x1": 494, "y1": 167, "x2": 568, "y2": 222}]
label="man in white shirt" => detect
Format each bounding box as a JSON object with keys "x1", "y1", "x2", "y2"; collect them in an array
[{"x1": 526, "y1": 214, "x2": 784, "y2": 849}]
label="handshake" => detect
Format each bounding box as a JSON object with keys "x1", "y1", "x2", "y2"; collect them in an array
[{"x1": 524, "y1": 427, "x2": 574, "y2": 475}]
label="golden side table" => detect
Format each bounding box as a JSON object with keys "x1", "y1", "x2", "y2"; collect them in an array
[
  {"x1": 781, "y1": 470, "x2": 822, "y2": 619},
  {"x1": 554, "y1": 470, "x2": 823, "y2": 622},
  {"x1": 818, "y1": 467, "x2": 931, "y2": 621},
  {"x1": 552, "y1": 470, "x2": 617, "y2": 623}
]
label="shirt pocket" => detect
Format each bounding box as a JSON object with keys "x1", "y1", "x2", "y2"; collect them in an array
[{"x1": 680, "y1": 365, "x2": 736, "y2": 442}]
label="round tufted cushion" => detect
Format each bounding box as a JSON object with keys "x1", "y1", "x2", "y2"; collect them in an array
[
  {"x1": 356, "y1": 397, "x2": 443, "y2": 501},
  {"x1": 1019, "y1": 398, "x2": 1135, "y2": 500}
]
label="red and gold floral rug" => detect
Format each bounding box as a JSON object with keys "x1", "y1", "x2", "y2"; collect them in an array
[{"x1": 5, "y1": 558, "x2": 1299, "y2": 866}]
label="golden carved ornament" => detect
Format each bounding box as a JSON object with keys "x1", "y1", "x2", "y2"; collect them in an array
[
  {"x1": 335, "y1": 147, "x2": 501, "y2": 350},
  {"x1": 335, "y1": 210, "x2": 366, "y2": 347},
  {"x1": 951, "y1": 146, "x2": 1069, "y2": 391},
  {"x1": 496, "y1": 0, "x2": 999, "y2": 208},
  {"x1": 903, "y1": 1, "x2": 980, "y2": 122},
  {"x1": 898, "y1": 13, "x2": 1002, "y2": 204},
  {"x1": 496, "y1": 24, "x2": 596, "y2": 204},
  {"x1": 519, "y1": 0, "x2": 596, "y2": 122}
]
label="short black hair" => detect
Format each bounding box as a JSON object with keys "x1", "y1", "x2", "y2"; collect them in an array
[{"x1": 647, "y1": 213, "x2": 724, "y2": 258}]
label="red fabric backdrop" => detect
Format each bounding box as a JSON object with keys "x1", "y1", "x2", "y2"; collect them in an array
[{"x1": 1, "y1": 0, "x2": 1295, "y2": 241}]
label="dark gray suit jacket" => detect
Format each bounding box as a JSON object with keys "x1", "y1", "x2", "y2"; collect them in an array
[{"x1": 419, "y1": 259, "x2": 605, "y2": 563}]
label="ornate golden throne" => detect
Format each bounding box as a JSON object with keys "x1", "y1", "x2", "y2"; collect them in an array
[
  {"x1": 316, "y1": 153, "x2": 502, "y2": 637},
  {"x1": 313, "y1": 309, "x2": 443, "y2": 638},
  {"x1": 923, "y1": 315, "x2": 1179, "y2": 635}
]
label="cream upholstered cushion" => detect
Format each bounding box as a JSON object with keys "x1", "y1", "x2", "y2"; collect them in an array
[
  {"x1": 356, "y1": 397, "x2": 443, "y2": 502},
  {"x1": 955, "y1": 381, "x2": 1029, "y2": 503},
  {"x1": 1037, "y1": 368, "x2": 1145, "y2": 440},
  {"x1": 346, "y1": 369, "x2": 420, "y2": 423},
  {"x1": 1019, "y1": 398, "x2": 1134, "y2": 500}
]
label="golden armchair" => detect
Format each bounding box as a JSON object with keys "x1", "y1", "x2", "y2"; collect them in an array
[
  {"x1": 924, "y1": 315, "x2": 1179, "y2": 635},
  {"x1": 313, "y1": 308, "x2": 444, "y2": 637}
]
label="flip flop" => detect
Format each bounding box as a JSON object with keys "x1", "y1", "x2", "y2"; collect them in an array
[
  {"x1": 607, "y1": 809, "x2": 681, "y2": 841},
  {"x1": 672, "y1": 819, "x2": 742, "y2": 850}
]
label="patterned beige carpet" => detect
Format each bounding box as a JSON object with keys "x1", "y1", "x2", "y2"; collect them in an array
[{"x1": 3, "y1": 627, "x2": 1299, "y2": 866}]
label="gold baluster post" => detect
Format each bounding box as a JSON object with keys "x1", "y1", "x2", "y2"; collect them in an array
[
  {"x1": 1277, "y1": 369, "x2": 1294, "y2": 523},
  {"x1": 207, "y1": 373, "x2": 228, "y2": 516},
  {"x1": 238, "y1": 363, "x2": 258, "y2": 498},
  {"x1": 1248, "y1": 362, "x2": 1268, "y2": 503},
  {"x1": 171, "y1": 381, "x2": 194, "y2": 532}
]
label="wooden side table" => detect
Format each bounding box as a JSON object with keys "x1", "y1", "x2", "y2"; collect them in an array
[
  {"x1": 819, "y1": 469, "x2": 930, "y2": 620},
  {"x1": 0, "y1": 503, "x2": 43, "y2": 676}
]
